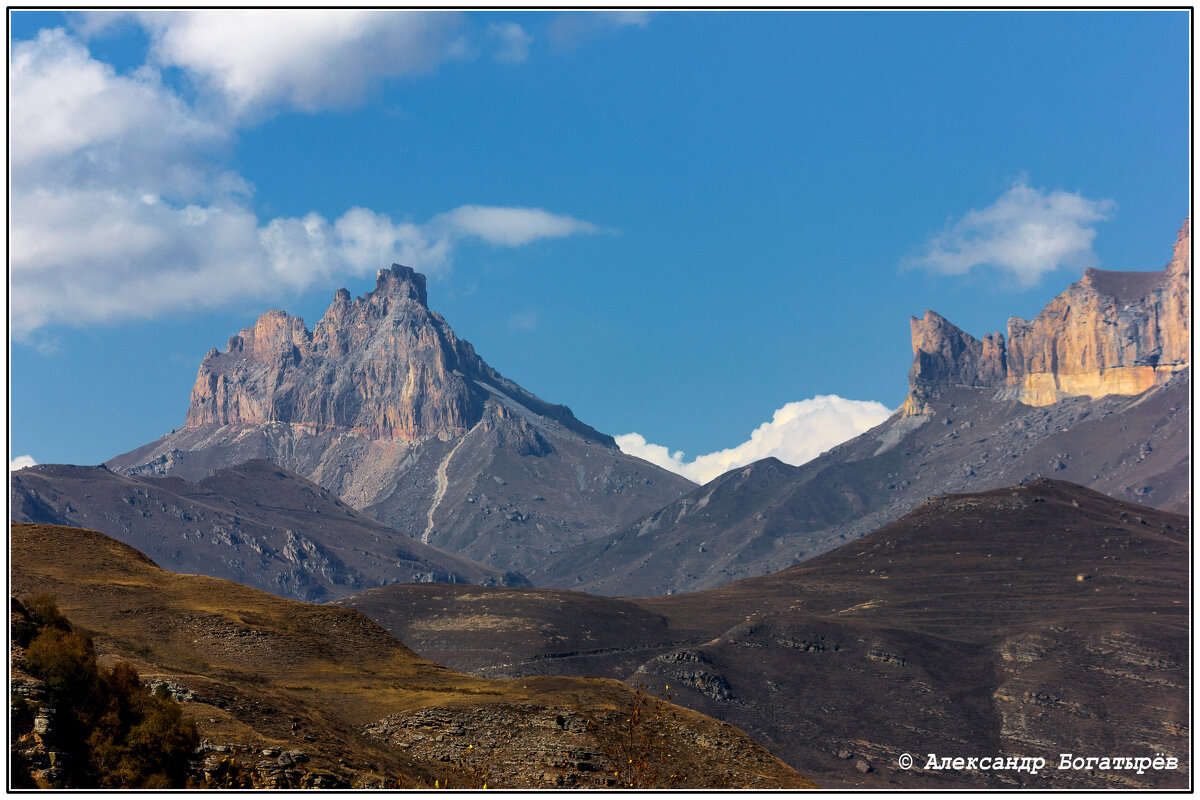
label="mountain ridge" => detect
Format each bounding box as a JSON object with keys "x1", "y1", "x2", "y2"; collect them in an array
[
  {"x1": 10, "y1": 459, "x2": 525, "y2": 601},
  {"x1": 535, "y1": 221, "x2": 1190, "y2": 595},
  {"x1": 338, "y1": 479, "x2": 1189, "y2": 789},
  {"x1": 107, "y1": 266, "x2": 696, "y2": 573}
]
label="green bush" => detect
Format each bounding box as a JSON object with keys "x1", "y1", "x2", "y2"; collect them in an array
[{"x1": 14, "y1": 596, "x2": 199, "y2": 788}]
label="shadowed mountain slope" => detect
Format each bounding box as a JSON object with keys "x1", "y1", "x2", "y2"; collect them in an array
[
  {"x1": 338, "y1": 480, "x2": 1189, "y2": 789},
  {"x1": 537, "y1": 375, "x2": 1188, "y2": 595},
  {"x1": 10, "y1": 522, "x2": 814, "y2": 789},
  {"x1": 107, "y1": 266, "x2": 694, "y2": 574},
  {"x1": 10, "y1": 460, "x2": 525, "y2": 602},
  {"x1": 535, "y1": 222, "x2": 1190, "y2": 595}
]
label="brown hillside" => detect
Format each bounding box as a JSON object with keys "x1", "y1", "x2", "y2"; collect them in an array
[
  {"x1": 342, "y1": 480, "x2": 1189, "y2": 789},
  {"x1": 9, "y1": 522, "x2": 814, "y2": 789}
]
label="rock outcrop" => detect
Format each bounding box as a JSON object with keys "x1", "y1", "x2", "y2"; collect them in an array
[
  {"x1": 904, "y1": 311, "x2": 1006, "y2": 414},
  {"x1": 905, "y1": 219, "x2": 1190, "y2": 412},
  {"x1": 109, "y1": 266, "x2": 696, "y2": 574},
  {"x1": 185, "y1": 266, "x2": 588, "y2": 442}
]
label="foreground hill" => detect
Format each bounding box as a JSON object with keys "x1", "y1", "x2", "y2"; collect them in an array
[
  {"x1": 108, "y1": 265, "x2": 694, "y2": 574},
  {"x1": 338, "y1": 480, "x2": 1189, "y2": 789},
  {"x1": 535, "y1": 221, "x2": 1190, "y2": 595},
  {"x1": 11, "y1": 460, "x2": 524, "y2": 602},
  {"x1": 9, "y1": 522, "x2": 814, "y2": 789}
]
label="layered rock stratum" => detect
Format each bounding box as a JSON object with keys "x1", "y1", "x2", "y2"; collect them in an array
[
  {"x1": 108, "y1": 267, "x2": 695, "y2": 573},
  {"x1": 906, "y1": 218, "x2": 1190, "y2": 412}
]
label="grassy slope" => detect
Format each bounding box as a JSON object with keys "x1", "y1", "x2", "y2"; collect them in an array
[{"x1": 10, "y1": 522, "x2": 815, "y2": 789}]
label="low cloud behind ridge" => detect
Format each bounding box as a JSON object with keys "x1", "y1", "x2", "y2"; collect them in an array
[{"x1": 617, "y1": 395, "x2": 892, "y2": 485}]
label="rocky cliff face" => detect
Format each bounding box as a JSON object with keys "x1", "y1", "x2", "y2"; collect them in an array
[
  {"x1": 188, "y1": 267, "x2": 531, "y2": 441},
  {"x1": 904, "y1": 311, "x2": 1006, "y2": 415},
  {"x1": 110, "y1": 266, "x2": 695, "y2": 574},
  {"x1": 905, "y1": 219, "x2": 1191, "y2": 411}
]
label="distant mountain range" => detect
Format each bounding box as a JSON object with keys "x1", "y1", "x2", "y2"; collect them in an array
[
  {"x1": 336, "y1": 479, "x2": 1189, "y2": 789},
  {"x1": 13, "y1": 221, "x2": 1190, "y2": 600},
  {"x1": 531, "y1": 220, "x2": 1191, "y2": 595}
]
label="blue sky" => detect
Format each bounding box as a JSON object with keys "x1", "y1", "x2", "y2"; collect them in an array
[{"x1": 8, "y1": 10, "x2": 1191, "y2": 480}]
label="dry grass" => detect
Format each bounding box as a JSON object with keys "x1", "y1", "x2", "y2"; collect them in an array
[{"x1": 11, "y1": 522, "x2": 815, "y2": 788}]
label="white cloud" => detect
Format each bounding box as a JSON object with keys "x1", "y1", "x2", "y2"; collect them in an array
[
  {"x1": 488, "y1": 22, "x2": 532, "y2": 64},
  {"x1": 133, "y1": 10, "x2": 467, "y2": 116},
  {"x1": 11, "y1": 193, "x2": 594, "y2": 336},
  {"x1": 617, "y1": 395, "x2": 892, "y2": 485},
  {"x1": 908, "y1": 180, "x2": 1115, "y2": 287},
  {"x1": 9, "y1": 27, "x2": 602, "y2": 338},
  {"x1": 10, "y1": 455, "x2": 38, "y2": 471},
  {"x1": 547, "y1": 10, "x2": 653, "y2": 49},
  {"x1": 433, "y1": 205, "x2": 602, "y2": 246},
  {"x1": 10, "y1": 28, "x2": 230, "y2": 198}
]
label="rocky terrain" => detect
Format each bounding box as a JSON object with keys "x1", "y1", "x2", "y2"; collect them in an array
[
  {"x1": 107, "y1": 265, "x2": 694, "y2": 574},
  {"x1": 908, "y1": 218, "x2": 1190, "y2": 411},
  {"x1": 10, "y1": 460, "x2": 523, "y2": 602},
  {"x1": 339, "y1": 480, "x2": 1190, "y2": 789},
  {"x1": 534, "y1": 221, "x2": 1190, "y2": 595},
  {"x1": 10, "y1": 522, "x2": 814, "y2": 789}
]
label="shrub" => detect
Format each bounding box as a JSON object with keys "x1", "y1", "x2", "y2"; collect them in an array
[
  {"x1": 587, "y1": 685, "x2": 688, "y2": 789},
  {"x1": 14, "y1": 596, "x2": 199, "y2": 788}
]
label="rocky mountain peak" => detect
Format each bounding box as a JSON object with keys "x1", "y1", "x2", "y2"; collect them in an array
[
  {"x1": 222, "y1": 308, "x2": 313, "y2": 363},
  {"x1": 182, "y1": 264, "x2": 613, "y2": 448},
  {"x1": 904, "y1": 220, "x2": 1190, "y2": 413},
  {"x1": 1169, "y1": 217, "x2": 1190, "y2": 275},
  {"x1": 908, "y1": 311, "x2": 1005, "y2": 387},
  {"x1": 371, "y1": 264, "x2": 429, "y2": 307}
]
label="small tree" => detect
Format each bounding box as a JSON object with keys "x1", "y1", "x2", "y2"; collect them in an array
[
  {"x1": 14, "y1": 596, "x2": 199, "y2": 788},
  {"x1": 587, "y1": 685, "x2": 687, "y2": 788}
]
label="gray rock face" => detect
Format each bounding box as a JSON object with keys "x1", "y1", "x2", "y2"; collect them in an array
[
  {"x1": 534, "y1": 370, "x2": 1188, "y2": 596},
  {"x1": 182, "y1": 266, "x2": 605, "y2": 444},
  {"x1": 10, "y1": 460, "x2": 524, "y2": 602},
  {"x1": 108, "y1": 266, "x2": 695, "y2": 574}
]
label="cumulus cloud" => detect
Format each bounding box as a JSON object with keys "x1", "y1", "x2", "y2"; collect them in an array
[
  {"x1": 10, "y1": 28, "x2": 230, "y2": 198},
  {"x1": 487, "y1": 21, "x2": 533, "y2": 64},
  {"x1": 617, "y1": 395, "x2": 892, "y2": 485},
  {"x1": 908, "y1": 180, "x2": 1115, "y2": 287},
  {"x1": 10, "y1": 26, "x2": 602, "y2": 338},
  {"x1": 10, "y1": 455, "x2": 38, "y2": 471},
  {"x1": 132, "y1": 10, "x2": 466, "y2": 116},
  {"x1": 11, "y1": 193, "x2": 596, "y2": 336}
]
